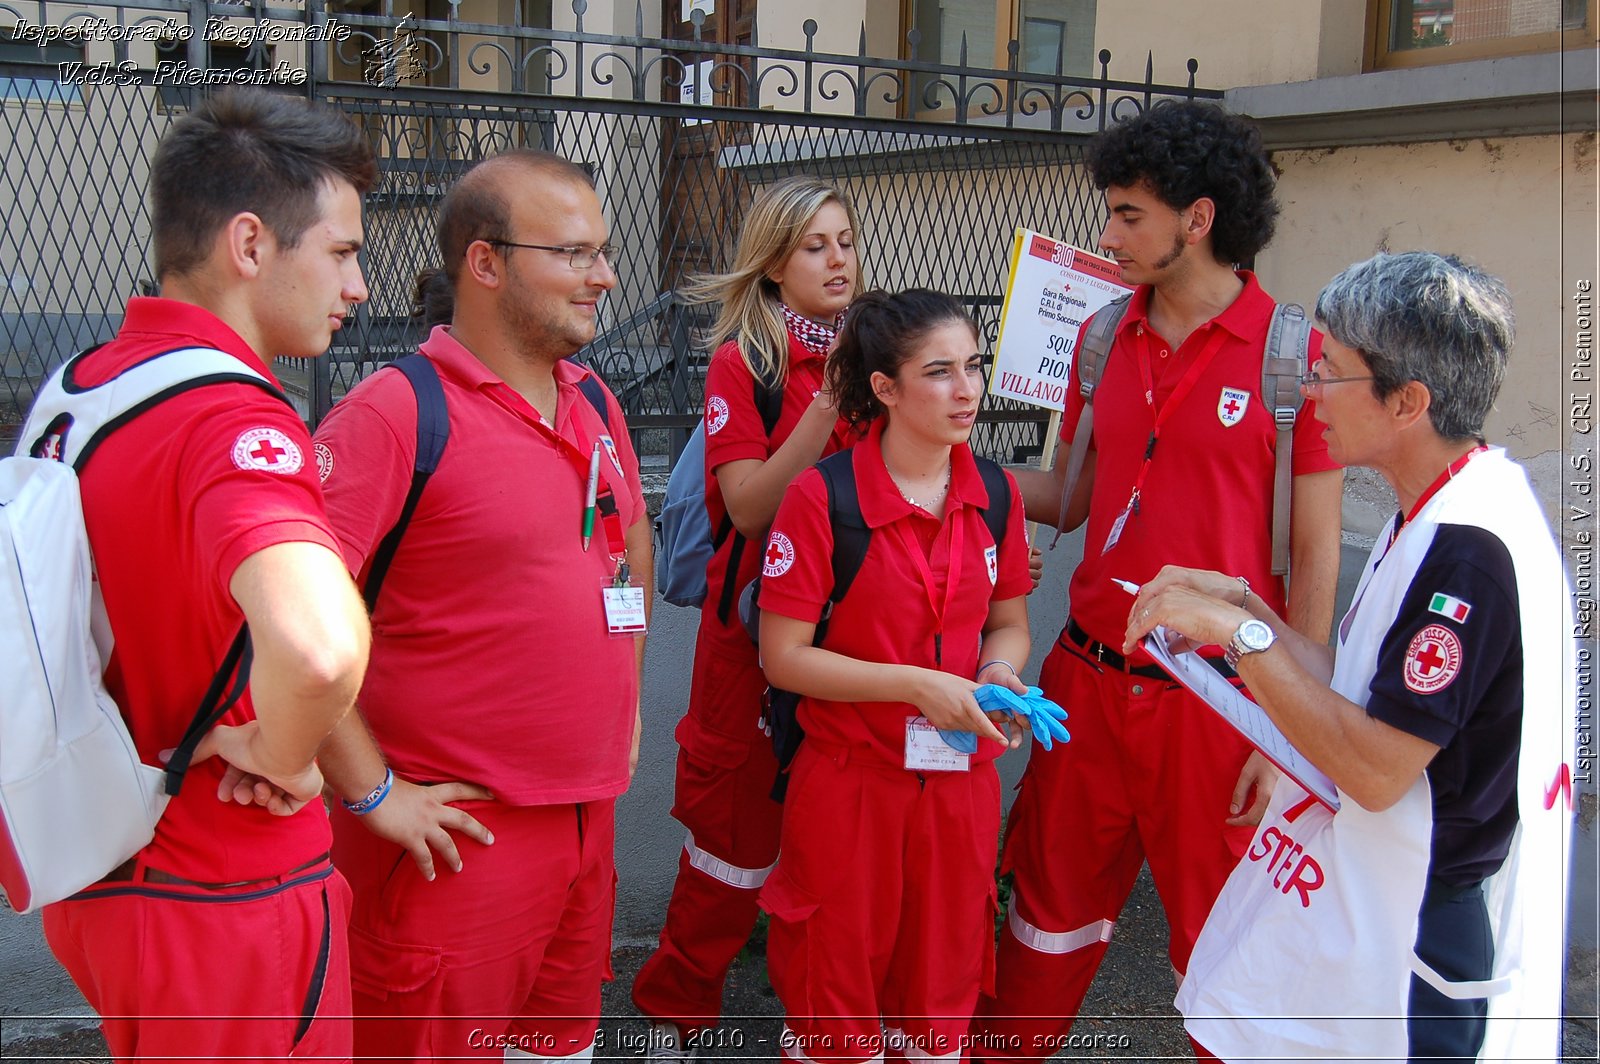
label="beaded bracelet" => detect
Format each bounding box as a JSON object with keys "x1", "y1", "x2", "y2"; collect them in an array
[
  {"x1": 343, "y1": 766, "x2": 394, "y2": 816},
  {"x1": 977, "y1": 659, "x2": 1017, "y2": 681}
]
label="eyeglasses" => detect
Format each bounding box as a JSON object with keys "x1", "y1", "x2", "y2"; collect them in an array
[
  {"x1": 486, "y1": 240, "x2": 617, "y2": 269},
  {"x1": 1300, "y1": 358, "x2": 1377, "y2": 392}
]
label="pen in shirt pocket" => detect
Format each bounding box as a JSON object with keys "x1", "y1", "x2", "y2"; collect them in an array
[{"x1": 581, "y1": 442, "x2": 601, "y2": 551}]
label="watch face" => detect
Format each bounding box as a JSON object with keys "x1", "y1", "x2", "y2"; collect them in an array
[{"x1": 1239, "y1": 619, "x2": 1275, "y2": 652}]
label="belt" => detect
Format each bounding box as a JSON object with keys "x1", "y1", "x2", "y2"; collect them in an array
[
  {"x1": 99, "y1": 851, "x2": 330, "y2": 890},
  {"x1": 1061, "y1": 617, "x2": 1237, "y2": 682}
]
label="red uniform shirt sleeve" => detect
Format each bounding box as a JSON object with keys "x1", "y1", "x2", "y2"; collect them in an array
[
  {"x1": 757, "y1": 469, "x2": 833, "y2": 624},
  {"x1": 991, "y1": 468, "x2": 1033, "y2": 601},
  {"x1": 704, "y1": 340, "x2": 780, "y2": 470},
  {"x1": 311, "y1": 373, "x2": 420, "y2": 578},
  {"x1": 1291, "y1": 331, "x2": 1339, "y2": 476},
  {"x1": 183, "y1": 395, "x2": 341, "y2": 597}
]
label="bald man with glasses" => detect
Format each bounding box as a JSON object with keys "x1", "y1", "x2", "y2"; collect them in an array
[{"x1": 314, "y1": 151, "x2": 650, "y2": 1064}]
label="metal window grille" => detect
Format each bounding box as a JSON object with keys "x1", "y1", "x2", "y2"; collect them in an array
[{"x1": 0, "y1": 0, "x2": 1217, "y2": 469}]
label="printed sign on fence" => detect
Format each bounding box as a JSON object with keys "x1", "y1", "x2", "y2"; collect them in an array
[{"x1": 989, "y1": 229, "x2": 1131, "y2": 410}]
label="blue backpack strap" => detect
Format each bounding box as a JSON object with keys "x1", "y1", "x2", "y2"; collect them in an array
[
  {"x1": 576, "y1": 375, "x2": 613, "y2": 435},
  {"x1": 362, "y1": 353, "x2": 449, "y2": 612}
]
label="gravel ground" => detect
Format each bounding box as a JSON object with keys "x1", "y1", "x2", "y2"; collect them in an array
[{"x1": 6, "y1": 868, "x2": 1595, "y2": 1061}]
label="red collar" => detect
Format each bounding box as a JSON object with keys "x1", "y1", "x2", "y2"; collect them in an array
[
  {"x1": 852, "y1": 419, "x2": 988, "y2": 529},
  {"x1": 1385, "y1": 445, "x2": 1488, "y2": 552},
  {"x1": 1404, "y1": 445, "x2": 1488, "y2": 525}
]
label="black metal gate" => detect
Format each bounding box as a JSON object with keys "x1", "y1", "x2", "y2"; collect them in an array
[{"x1": 0, "y1": 0, "x2": 1217, "y2": 466}]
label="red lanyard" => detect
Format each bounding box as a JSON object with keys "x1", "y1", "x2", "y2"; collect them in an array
[
  {"x1": 892, "y1": 516, "x2": 963, "y2": 667},
  {"x1": 488, "y1": 382, "x2": 628, "y2": 556},
  {"x1": 1122, "y1": 325, "x2": 1230, "y2": 514},
  {"x1": 1384, "y1": 445, "x2": 1488, "y2": 554}
]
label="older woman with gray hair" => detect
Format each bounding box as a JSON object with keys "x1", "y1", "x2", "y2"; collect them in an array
[{"x1": 1123, "y1": 251, "x2": 1576, "y2": 1063}]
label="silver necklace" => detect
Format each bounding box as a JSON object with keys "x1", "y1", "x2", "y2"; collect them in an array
[{"x1": 889, "y1": 460, "x2": 951, "y2": 510}]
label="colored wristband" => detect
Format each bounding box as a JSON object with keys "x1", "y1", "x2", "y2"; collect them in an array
[
  {"x1": 343, "y1": 767, "x2": 394, "y2": 816},
  {"x1": 977, "y1": 659, "x2": 1017, "y2": 681}
]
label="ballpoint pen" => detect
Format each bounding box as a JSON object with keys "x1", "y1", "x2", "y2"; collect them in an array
[
  {"x1": 1112, "y1": 578, "x2": 1140, "y2": 595},
  {"x1": 581, "y1": 442, "x2": 601, "y2": 551}
]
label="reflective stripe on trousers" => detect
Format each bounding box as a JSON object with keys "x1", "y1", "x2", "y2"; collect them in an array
[
  {"x1": 1005, "y1": 889, "x2": 1115, "y2": 955},
  {"x1": 684, "y1": 830, "x2": 776, "y2": 890}
]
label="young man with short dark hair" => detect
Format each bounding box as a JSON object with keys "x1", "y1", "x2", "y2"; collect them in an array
[{"x1": 36, "y1": 87, "x2": 375, "y2": 1062}]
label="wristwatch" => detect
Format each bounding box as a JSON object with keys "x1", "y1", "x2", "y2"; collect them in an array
[{"x1": 1224, "y1": 618, "x2": 1276, "y2": 669}]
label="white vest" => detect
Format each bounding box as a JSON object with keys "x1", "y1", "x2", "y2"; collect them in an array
[{"x1": 1177, "y1": 449, "x2": 1577, "y2": 1063}]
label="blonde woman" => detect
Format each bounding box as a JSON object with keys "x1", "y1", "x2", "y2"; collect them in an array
[{"x1": 634, "y1": 177, "x2": 865, "y2": 1059}]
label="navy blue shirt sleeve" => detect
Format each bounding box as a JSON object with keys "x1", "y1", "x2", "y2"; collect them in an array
[{"x1": 1365, "y1": 524, "x2": 1520, "y2": 748}]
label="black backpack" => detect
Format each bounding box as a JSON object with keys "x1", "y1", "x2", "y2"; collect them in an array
[{"x1": 764, "y1": 449, "x2": 1013, "y2": 800}]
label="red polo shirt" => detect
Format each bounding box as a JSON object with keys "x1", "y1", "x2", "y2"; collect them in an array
[
  {"x1": 1065, "y1": 272, "x2": 1339, "y2": 651},
  {"x1": 700, "y1": 335, "x2": 856, "y2": 651},
  {"x1": 71, "y1": 297, "x2": 340, "y2": 881},
  {"x1": 313, "y1": 326, "x2": 647, "y2": 804},
  {"x1": 759, "y1": 420, "x2": 1032, "y2": 768}
]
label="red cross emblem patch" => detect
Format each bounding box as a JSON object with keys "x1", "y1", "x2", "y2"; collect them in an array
[
  {"x1": 706, "y1": 395, "x2": 731, "y2": 436},
  {"x1": 763, "y1": 531, "x2": 796, "y2": 578},
  {"x1": 1217, "y1": 386, "x2": 1250, "y2": 427},
  {"x1": 984, "y1": 544, "x2": 998, "y2": 585},
  {"x1": 1403, "y1": 624, "x2": 1462, "y2": 694},
  {"x1": 314, "y1": 442, "x2": 334, "y2": 483},
  {"x1": 231, "y1": 427, "x2": 304, "y2": 475}
]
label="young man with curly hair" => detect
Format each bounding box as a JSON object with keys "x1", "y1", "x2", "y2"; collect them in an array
[{"x1": 971, "y1": 101, "x2": 1345, "y2": 1060}]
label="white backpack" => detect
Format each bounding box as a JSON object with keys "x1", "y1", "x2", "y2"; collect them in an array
[{"x1": 1, "y1": 346, "x2": 277, "y2": 913}]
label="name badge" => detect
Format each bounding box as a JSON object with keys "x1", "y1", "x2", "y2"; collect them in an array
[
  {"x1": 904, "y1": 716, "x2": 971, "y2": 773},
  {"x1": 1101, "y1": 499, "x2": 1133, "y2": 556},
  {"x1": 603, "y1": 585, "x2": 648, "y2": 636}
]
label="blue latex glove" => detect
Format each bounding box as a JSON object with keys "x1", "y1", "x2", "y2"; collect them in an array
[{"x1": 972, "y1": 684, "x2": 1071, "y2": 751}]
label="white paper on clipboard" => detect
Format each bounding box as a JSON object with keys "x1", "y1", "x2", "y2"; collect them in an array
[{"x1": 1141, "y1": 628, "x2": 1341, "y2": 811}]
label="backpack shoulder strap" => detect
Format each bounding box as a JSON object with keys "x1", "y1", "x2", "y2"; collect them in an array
[
  {"x1": 1263, "y1": 303, "x2": 1312, "y2": 576},
  {"x1": 974, "y1": 455, "x2": 1013, "y2": 547},
  {"x1": 711, "y1": 371, "x2": 797, "y2": 625},
  {"x1": 754, "y1": 373, "x2": 785, "y2": 438},
  {"x1": 1052, "y1": 294, "x2": 1130, "y2": 544},
  {"x1": 363, "y1": 353, "x2": 450, "y2": 611},
  {"x1": 816, "y1": 451, "x2": 872, "y2": 617},
  {"x1": 21, "y1": 345, "x2": 285, "y2": 472},
  {"x1": 576, "y1": 374, "x2": 614, "y2": 435}
]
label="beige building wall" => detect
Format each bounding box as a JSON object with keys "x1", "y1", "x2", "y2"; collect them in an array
[{"x1": 1257, "y1": 132, "x2": 1591, "y2": 537}]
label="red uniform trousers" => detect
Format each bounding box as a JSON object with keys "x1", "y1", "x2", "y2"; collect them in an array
[
  {"x1": 333, "y1": 798, "x2": 615, "y2": 1062},
  {"x1": 42, "y1": 857, "x2": 352, "y2": 1064},
  {"x1": 972, "y1": 636, "x2": 1253, "y2": 1060},
  {"x1": 761, "y1": 743, "x2": 1001, "y2": 1064},
  {"x1": 632, "y1": 631, "x2": 785, "y2": 1033}
]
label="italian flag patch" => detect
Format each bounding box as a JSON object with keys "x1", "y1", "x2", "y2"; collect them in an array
[{"x1": 1428, "y1": 593, "x2": 1471, "y2": 623}]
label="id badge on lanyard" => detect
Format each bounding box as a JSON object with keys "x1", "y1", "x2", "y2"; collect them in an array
[
  {"x1": 602, "y1": 557, "x2": 648, "y2": 636},
  {"x1": 1102, "y1": 327, "x2": 1229, "y2": 556}
]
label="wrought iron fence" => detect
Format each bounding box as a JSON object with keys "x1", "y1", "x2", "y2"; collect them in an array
[{"x1": 0, "y1": 0, "x2": 1218, "y2": 467}]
